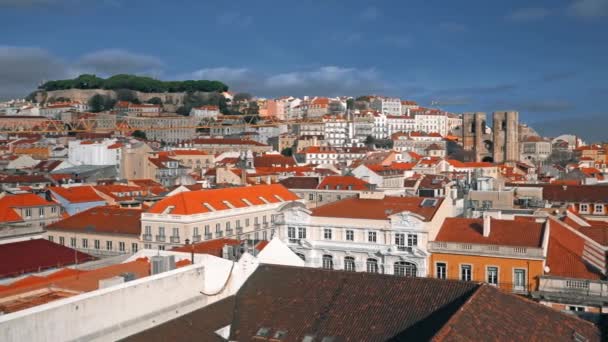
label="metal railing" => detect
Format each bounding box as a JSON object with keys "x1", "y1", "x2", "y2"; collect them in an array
[
  {"x1": 170, "y1": 236, "x2": 180, "y2": 243},
  {"x1": 142, "y1": 234, "x2": 152, "y2": 241},
  {"x1": 155, "y1": 235, "x2": 166, "y2": 242},
  {"x1": 192, "y1": 235, "x2": 201, "y2": 243}
]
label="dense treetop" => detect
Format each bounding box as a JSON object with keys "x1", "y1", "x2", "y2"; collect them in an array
[{"x1": 39, "y1": 74, "x2": 229, "y2": 93}]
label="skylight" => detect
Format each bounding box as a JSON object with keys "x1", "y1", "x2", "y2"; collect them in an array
[{"x1": 421, "y1": 198, "x2": 438, "y2": 207}]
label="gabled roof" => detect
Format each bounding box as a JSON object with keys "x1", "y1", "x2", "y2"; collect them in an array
[
  {"x1": 130, "y1": 265, "x2": 602, "y2": 342},
  {"x1": 46, "y1": 206, "x2": 143, "y2": 236},
  {"x1": 547, "y1": 218, "x2": 605, "y2": 280},
  {"x1": 512, "y1": 184, "x2": 608, "y2": 203},
  {"x1": 278, "y1": 176, "x2": 320, "y2": 190},
  {"x1": 0, "y1": 193, "x2": 55, "y2": 223},
  {"x1": 317, "y1": 175, "x2": 372, "y2": 190},
  {"x1": 434, "y1": 217, "x2": 545, "y2": 248},
  {"x1": 50, "y1": 186, "x2": 105, "y2": 204},
  {"x1": 0, "y1": 239, "x2": 95, "y2": 278},
  {"x1": 148, "y1": 184, "x2": 299, "y2": 215},
  {"x1": 311, "y1": 196, "x2": 443, "y2": 221}
]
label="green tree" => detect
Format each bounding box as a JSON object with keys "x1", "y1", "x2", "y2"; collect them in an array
[
  {"x1": 88, "y1": 94, "x2": 115, "y2": 112},
  {"x1": 364, "y1": 135, "x2": 375, "y2": 146},
  {"x1": 132, "y1": 130, "x2": 147, "y2": 140},
  {"x1": 88, "y1": 94, "x2": 105, "y2": 113},
  {"x1": 346, "y1": 98, "x2": 355, "y2": 110},
  {"x1": 115, "y1": 88, "x2": 138, "y2": 102},
  {"x1": 281, "y1": 147, "x2": 293, "y2": 157}
]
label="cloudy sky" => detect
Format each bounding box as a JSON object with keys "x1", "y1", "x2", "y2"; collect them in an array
[{"x1": 1, "y1": 0, "x2": 607, "y2": 140}]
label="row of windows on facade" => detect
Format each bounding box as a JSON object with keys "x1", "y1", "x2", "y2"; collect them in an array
[
  {"x1": 287, "y1": 227, "x2": 418, "y2": 247},
  {"x1": 144, "y1": 215, "x2": 276, "y2": 239},
  {"x1": 579, "y1": 203, "x2": 605, "y2": 214},
  {"x1": 48, "y1": 235, "x2": 138, "y2": 253},
  {"x1": 434, "y1": 263, "x2": 528, "y2": 290},
  {"x1": 302, "y1": 254, "x2": 533, "y2": 291},
  {"x1": 23, "y1": 206, "x2": 58, "y2": 219},
  {"x1": 314, "y1": 255, "x2": 418, "y2": 276}
]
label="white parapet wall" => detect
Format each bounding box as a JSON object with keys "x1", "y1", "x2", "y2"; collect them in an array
[
  {"x1": 0, "y1": 240, "x2": 304, "y2": 341},
  {"x1": 0, "y1": 255, "x2": 237, "y2": 342}
]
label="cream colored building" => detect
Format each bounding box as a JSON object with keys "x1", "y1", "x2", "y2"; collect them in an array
[{"x1": 140, "y1": 184, "x2": 303, "y2": 250}]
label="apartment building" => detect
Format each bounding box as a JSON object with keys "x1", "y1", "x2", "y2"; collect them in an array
[
  {"x1": 300, "y1": 146, "x2": 369, "y2": 166},
  {"x1": 140, "y1": 184, "x2": 302, "y2": 250},
  {"x1": 124, "y1": 115, "x2": 196, "y2": 143},
  {"x1": 279, "y1": 193, "x2": 455, "y2": 277},
  {"x1": 190, "y1": 105, "x2": 220, "y2": 120},
  {"x1": 371, "y1": 97, "x2": 402, "y2": 116},
  {"x1": 428, "y1": 213, "x2": 549, "y2": 294},
  {"x1": 45, "y1": 206, "x2": 143, "y2": 257}
]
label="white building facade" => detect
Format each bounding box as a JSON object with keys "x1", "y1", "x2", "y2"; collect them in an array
[{"x1": 277, "y1": 195, "x2": 456, "y2": 277}]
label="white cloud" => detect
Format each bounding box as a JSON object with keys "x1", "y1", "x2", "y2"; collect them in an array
[
  {"x1": 0, "y1": 46, "x2": 68, "y2": 99},
  {"x1": 184, "y1": 65, "x2": 389, "y2": 97},
  {"x1": 568, "y1": 0, "x2": 608, "y2": 17},
  {"x1": 77, "y1": 49, "x2": 163, "y2": 76}
]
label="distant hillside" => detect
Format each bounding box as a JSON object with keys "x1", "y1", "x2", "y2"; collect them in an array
[
  {"x1": 37, "y1": 74, "x2": 228, "y2": 93},
  {"x1": 28, "y1": 74, "x2": 231, "y2": 113}
]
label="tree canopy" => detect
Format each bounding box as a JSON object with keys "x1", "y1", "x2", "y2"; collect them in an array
[{"x1": 39, "y1": 74, "x2": 229, "y2": 93}]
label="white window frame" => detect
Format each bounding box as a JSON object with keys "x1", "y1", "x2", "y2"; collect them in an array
[
  {"x1": 486, "y1": 266, "x2": 499, "y2": 286},
  {"x1": 460, "y1": 264, "x2": 472, "y2": 281},
  {"x1": 436, "y1": 262, "x2": 447, "y2": 279},
  {"x1": 346, "y1": 230, "x2": 354, "y2": 241}
]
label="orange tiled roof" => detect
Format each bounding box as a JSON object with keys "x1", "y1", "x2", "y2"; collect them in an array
[
  {"x1": 547, "y1": 219, "x2": 604, "y2": 280},
  {"x1": 317, "y1": 176, "x2": 372, "y2": 191},
  {"x1": 311, "y1": 196, "x2": 443, "y2": 221},
  {"x1": 434, "y1": 217, "x2": 544, "y2": 248},
  {"x1": 47, "y1": 206, "x2": 143, "y2": 236},
  {"x1": 50, "y1": 186, "x2": 105, "y2": 203},
  {"x1": 148, "y1": 184, "x2": 299, "y2": 215},
  {"x1": 172, "y1": 238, "x2": 240, "y2": 257}
]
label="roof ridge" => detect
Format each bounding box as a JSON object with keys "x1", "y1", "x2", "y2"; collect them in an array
[{"x1": 430, "y1": 284, "x2": 483, "y2": 341}]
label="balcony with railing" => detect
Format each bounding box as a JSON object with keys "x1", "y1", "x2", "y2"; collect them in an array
[
  {"x1": 192, "y1": 235, "x2": 201, "y2": 243},
  {"x1": 428, "y1": 241, "x2": 544, "y2": 259},
  {"x1": 254, "y1": 223, "x2": 261, "y2": 230},
  {"x1": 142, "y1": 234, "x2": 152, "y2": 241},
  {"x1": 236, "y1": 227, "x2": 243, "y2": 235},
  {"x1": 204, "y1": 233, "x2": 212, "y2": 240},
  {"x1": 533, "y1": 276, "x2": 608, "y2": 304},
  {"x1": 226, "y1": 228, "x2": 234, "y2": 236},
  {"x1": 155, "y1": 235, "x2": 166, "y2": 242},
  {"x1": 216, "y1": 231, "x2": 223, "y2": 238},
  {"x1": 262, "y1": 222, "x2": 269, "y2": 229},
  {"x1": 170, "y1": 236, "x2": 180, "y2": 243}
]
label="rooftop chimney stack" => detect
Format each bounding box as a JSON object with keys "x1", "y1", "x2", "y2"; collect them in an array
[{"x1": 483, "y1": 213, "x2": 491, "y2": 237}]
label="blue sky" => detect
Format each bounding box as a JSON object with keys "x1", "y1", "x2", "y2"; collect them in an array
[{"x1": 1, "y1": 0, "x2": 607, "y2": 140}]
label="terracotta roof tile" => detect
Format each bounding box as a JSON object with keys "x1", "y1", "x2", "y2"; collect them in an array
[
  {"x1": 311, "y1": 196, "x2": 443, "y2": 221},
  {"x1": 50, "y1": 186, "x2": 105, "y2": 203},
  {"x1": 0, "y1": 239, "x2": 95, "y2": 278},
  {"x1": 434, "y1": 217, "x2": 545, "y2": 248},
  {"x1": 148, "y1": 184, "x2": 299, "y2": 215},
  {"x1": 47, "y1": 206, "x2": 143, "y2": 236}
]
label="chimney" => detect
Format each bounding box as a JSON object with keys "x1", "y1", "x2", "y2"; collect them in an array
[{"x1": 483, "y1": 213, "x2": 491, "y2": 237}]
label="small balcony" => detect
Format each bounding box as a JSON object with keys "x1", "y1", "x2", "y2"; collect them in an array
[
  {"x1": 254, "y1": 223, "x2": 261, "y2": 230},
  {"x1": 142, "y1": 234, "x2": 152, "y2": 241},
  {"x1": 262, "y1": 222, "x2": 269, "y2": 229},
  {"x1": 204, "y1": 233, "x2": 212, "y2": 240},
  {"x1": 216, "y1": 231, "x2": 223, "y2": 238},
  {"x1": 170, "y1": 236, "x2": 180, "y2": 243},
  {"x1": 226, "y1": 228, "x2": 234, "y2": 236},
  {"x1": 192, "y1": 235, "x2": 201, "y2": 243},
  {"x1": 155, "y1": 235, "x2": 166, "y2": 242},
  {"x1": 236, "y1": 227, "x2": 243, "y2": 235}
]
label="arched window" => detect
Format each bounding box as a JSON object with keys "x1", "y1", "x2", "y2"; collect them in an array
[
  {"x1": 394, "y1": 261, "x2": 417, "y2": 277},
  {"x1": 322, "y1": 255, "x2": 333, "y2": 270},
  {"x1": 296, "y1": 253, "x2": 306, "y2": 261},
  {"x1": 366, "y1": 258, "x2": 379, "y2": 273},
  {"x1": 344, "y1": 257, "x2": 356, "y2": 272}
]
